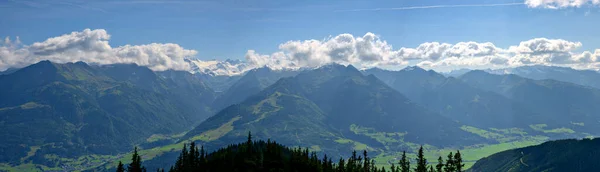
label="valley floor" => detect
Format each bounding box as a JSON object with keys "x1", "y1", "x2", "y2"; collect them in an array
[{"x1": 1, "y1": 122, "x2": 592, "y2": 171}]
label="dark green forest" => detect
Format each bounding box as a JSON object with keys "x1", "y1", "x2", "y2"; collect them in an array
[{"x1": 117, "y1": 132, "x2": 465, "y2": 172}]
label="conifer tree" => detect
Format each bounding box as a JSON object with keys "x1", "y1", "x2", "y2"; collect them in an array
[
  {"x1": 399, "y1": 151, "x2": 410, "y2": 172},
  {"x1": 247, "y1": 131, "x2": 253, "y2": 152},
  {"x1": 363, "y1": 150, "x2": 370, "y2": 172},
  {"x1": 444, "y1": 152, "x2": 455, "y2": 172},
  {"x1": 454, "y1": 150, "x2": 464, "y2": 172},
  {"x1": 128, "y1": 147, "x2": 145, "y2": 172},
  {"x1": 338, "y1": 158, "x2": 345, "y2": 172},
  {"x1": 415, "y1": 146, "x2": 428, "y2": 172},
  {"x1": 371, "y1": 159, "x2": 377, "y2": 172},
  {"x1": 436, "y1": 156, "x2": 444, "y2": 172},
  {"x1": 116, "y1": 161, "x2": 124, "y2": 172},
  {"x1": 123, "y1": 137, "x2": 469, "y2": 172}
]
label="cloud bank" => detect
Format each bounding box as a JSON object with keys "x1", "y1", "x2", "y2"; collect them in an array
[
  {"x1": 246, "y1": 33, "x2": 600, "y2": 72},
  {"x1": 2, "y1": 29, "x2": 600, "y2": 75},
  {"x1": 1, "y1": 29, "x2": 194, "y2": 71}
]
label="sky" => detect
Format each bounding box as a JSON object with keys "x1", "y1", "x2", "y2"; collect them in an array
[{"x1": 2, "y1": 0, "x2": 600, "y2": 74}]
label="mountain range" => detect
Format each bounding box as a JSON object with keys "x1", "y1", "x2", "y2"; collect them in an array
[
  {"x1": 3, "y1": 61, "x2": 600, "y2": 171},
  {"x1": 184, "y1": 64, "x2": 483, "y2": 156},
  {"x1": 0, "y1": 61, "x2": 215, "y2": 165}
]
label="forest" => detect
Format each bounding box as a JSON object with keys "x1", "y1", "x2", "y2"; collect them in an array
[{"x1": 116, "y1": 132, "x2": 464, "y2": 172}]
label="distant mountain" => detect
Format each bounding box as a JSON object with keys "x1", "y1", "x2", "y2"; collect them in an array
[
  {"x1": 182, "y1": 64, "x2": 483, "y2": 158},
  {"x1": 364, "y1": 67, "x2": 540, "y2": 129},
  {"x1": 488, "y1": 65, "x2": 600, "y2": 89},
  {"x1": 187, "y1": 59, "x2": 250, "y2": 76},
  {"x1": 194, "y1": 73, "x2": 242, "y2": 92},
  {"x1": 469, "y1": 138, "x2": 600, "y2": 172},
  {"x1": 443, "y1": 68, "x2": 472, "y2": 77},
  {"x1": 211, "y1": 67, "x2": 300, "y2": 111},
  {"x1": 0, "y1": 61, "x2": 216, "y2": 164},
  {"x1": 460, "y1": 70, "x2": 600, "y2": 134},
  {"x1": 0, "y1": 67, "x2": 19, "y2": 75}
]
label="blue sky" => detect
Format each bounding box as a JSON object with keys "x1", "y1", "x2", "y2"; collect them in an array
[
  {"x1": 2, "y1": 0, "x2": 600, "y2": 74},
  {"x1": 2, "y1": 0, "x2": 599, "y2": 60}
]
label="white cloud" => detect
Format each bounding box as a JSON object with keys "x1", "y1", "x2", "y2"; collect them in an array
[
  {"x1": 3, "y1": 29, "x2": 600, "y2": 75},
  {"x1": 247, "y1": 32, "x2": 409, "y2": 69},
  {"x1": 244, "y1": 33, "x2": 600, "y2": 72},
  {"x1": 113, "y1": 43, "x2": 194, "y2": 71},
  {"x1": 507, "y1": 38, "x2": 583, "y2": 65},
  {"x1": 0, "y1": 29, "x2": 196, "y2": 71},
  {"x1": 525, "y1": 0, "x2": 600, "y2": 8}
]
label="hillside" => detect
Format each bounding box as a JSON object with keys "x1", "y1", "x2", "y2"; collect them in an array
[
  {"x1": 182, "y1": 64, "x2": 483, "y2": 159},
  {"x1": 460, "y1": 70, "x2": 600, "y2": 135},
  {"x1": 0, "y1": 61, "x2": 216, "y2": 166},
  {"x1": 469, "y1": 138, "x2": 600, "y2": 172},
  {"x1": 211, "y1": 67, "x2": 299, "y2": 111},
  {"x1": 364, "y1": 67, "x2": 540, "y2": 129}
]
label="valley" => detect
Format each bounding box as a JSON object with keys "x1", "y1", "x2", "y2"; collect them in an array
[{"x1": 2, "y1": 62, "x2": 600, "y2": 171}]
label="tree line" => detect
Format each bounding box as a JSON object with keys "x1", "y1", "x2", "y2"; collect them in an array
[{"x1": 116, "y1": 132, "x2": 464, "y2": 172}]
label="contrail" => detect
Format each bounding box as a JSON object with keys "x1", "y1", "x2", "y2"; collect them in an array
[{"x1": 334, "y1": 2, "x2": 525, "y2": 12}]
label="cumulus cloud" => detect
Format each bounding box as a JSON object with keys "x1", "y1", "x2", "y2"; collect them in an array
[
  {"x1": 3, "y1": 29, "x2": 600, "y2": 75},
  {"x1": 0, "y1": 29, "x2": 195, "y2": 71},
  {"x1": 246, "y1": 32, "x2": 409, "y2": 69},
  {"x1": 506, "y1": 38, "x2": 583, "y2": 65},
  {"x1": 244, "y1": 33, "x2": 600, "y2": 73},
  {"x1": 525, "y1": 0, "x2": 600, "y2": 8}
]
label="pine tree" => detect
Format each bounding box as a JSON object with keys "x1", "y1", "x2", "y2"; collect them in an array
[
  {"x1": 338, "y1": 158, "x2": 345, "y2": 172},
  {"x1": 399, "y1": 151, "x2": 410, "y2": 172},
  {"x1": 454, "y1": 150, "x2": 464, "y2": 172},
  {"x1": 415, "y1": 146, "x2": 428, "y2": 172},
  {"x1": 436, "y1": 156, "x2": 444, "y2": 172},
  {"x1": 119, "y1": 137, "x2": 467, "y2": 172},
  {"x1": 116, "y1": 161, "x2": 125, "y2": 172},
  {"x1": 247, "y1": 131, "x2": 253, "y2": 145},
  {"x1": 444, "y1": 152, "x2": 455, "y2": 172},
  {"x1": 128, "y1": 147, "x2": 144, "y2": 172},
  {"x1": 363, "y1": 150, "x2": 370, "y2": 172}
]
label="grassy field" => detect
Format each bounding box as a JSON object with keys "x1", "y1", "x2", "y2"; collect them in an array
[
  {"x1": 353, "y1": 124, "x2": 553, "y2": 170},
  {"x1": 530, "y1": 124, "x2": 575, "y2": 134}
]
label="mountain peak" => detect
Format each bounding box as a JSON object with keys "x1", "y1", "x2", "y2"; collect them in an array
[
  {"x1": 312, "y1": 63, "x2": 363, "y2": 77},
  {"x1": 401, "y1": 66, "x2": 426, "y2": 72},
  {"x1": 461, "y1": 69, "x2": 491, "y2": 77},
  {"x1": 15, "y1": 60, "x2": 57, "y2": 75}
]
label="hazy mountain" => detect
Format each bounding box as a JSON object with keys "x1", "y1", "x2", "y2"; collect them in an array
[
  {"x1": 183, "y1": 64, "x2": 483, "y2": 158},
  {"x1": 211, "y1": 67, "x2": 300, "y2": 111},
  {"x1": 460, "y1": 70, "x2": 600, "y2": 134},
  {"x1": 364, "y1": 67, "x2": 541, "y2": 128},
  {"x1": 470, "y1": 138, "x2": 600, "y2": 172},
  {"x1": 0, "y1": 67, "x2": 19, "y2": 75},
  {"x1": 443, "y1": 68, "x2": 472, "y2": 77},
  {"x1": 0, "y1": 61, "x2": 215, "y2": 164},
  {"x1": 488, "y1": 65, "x2": 600, "y2": 89},
  {"x1": 194, "y1": 73, "x2": 242, "y2": 92}
]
